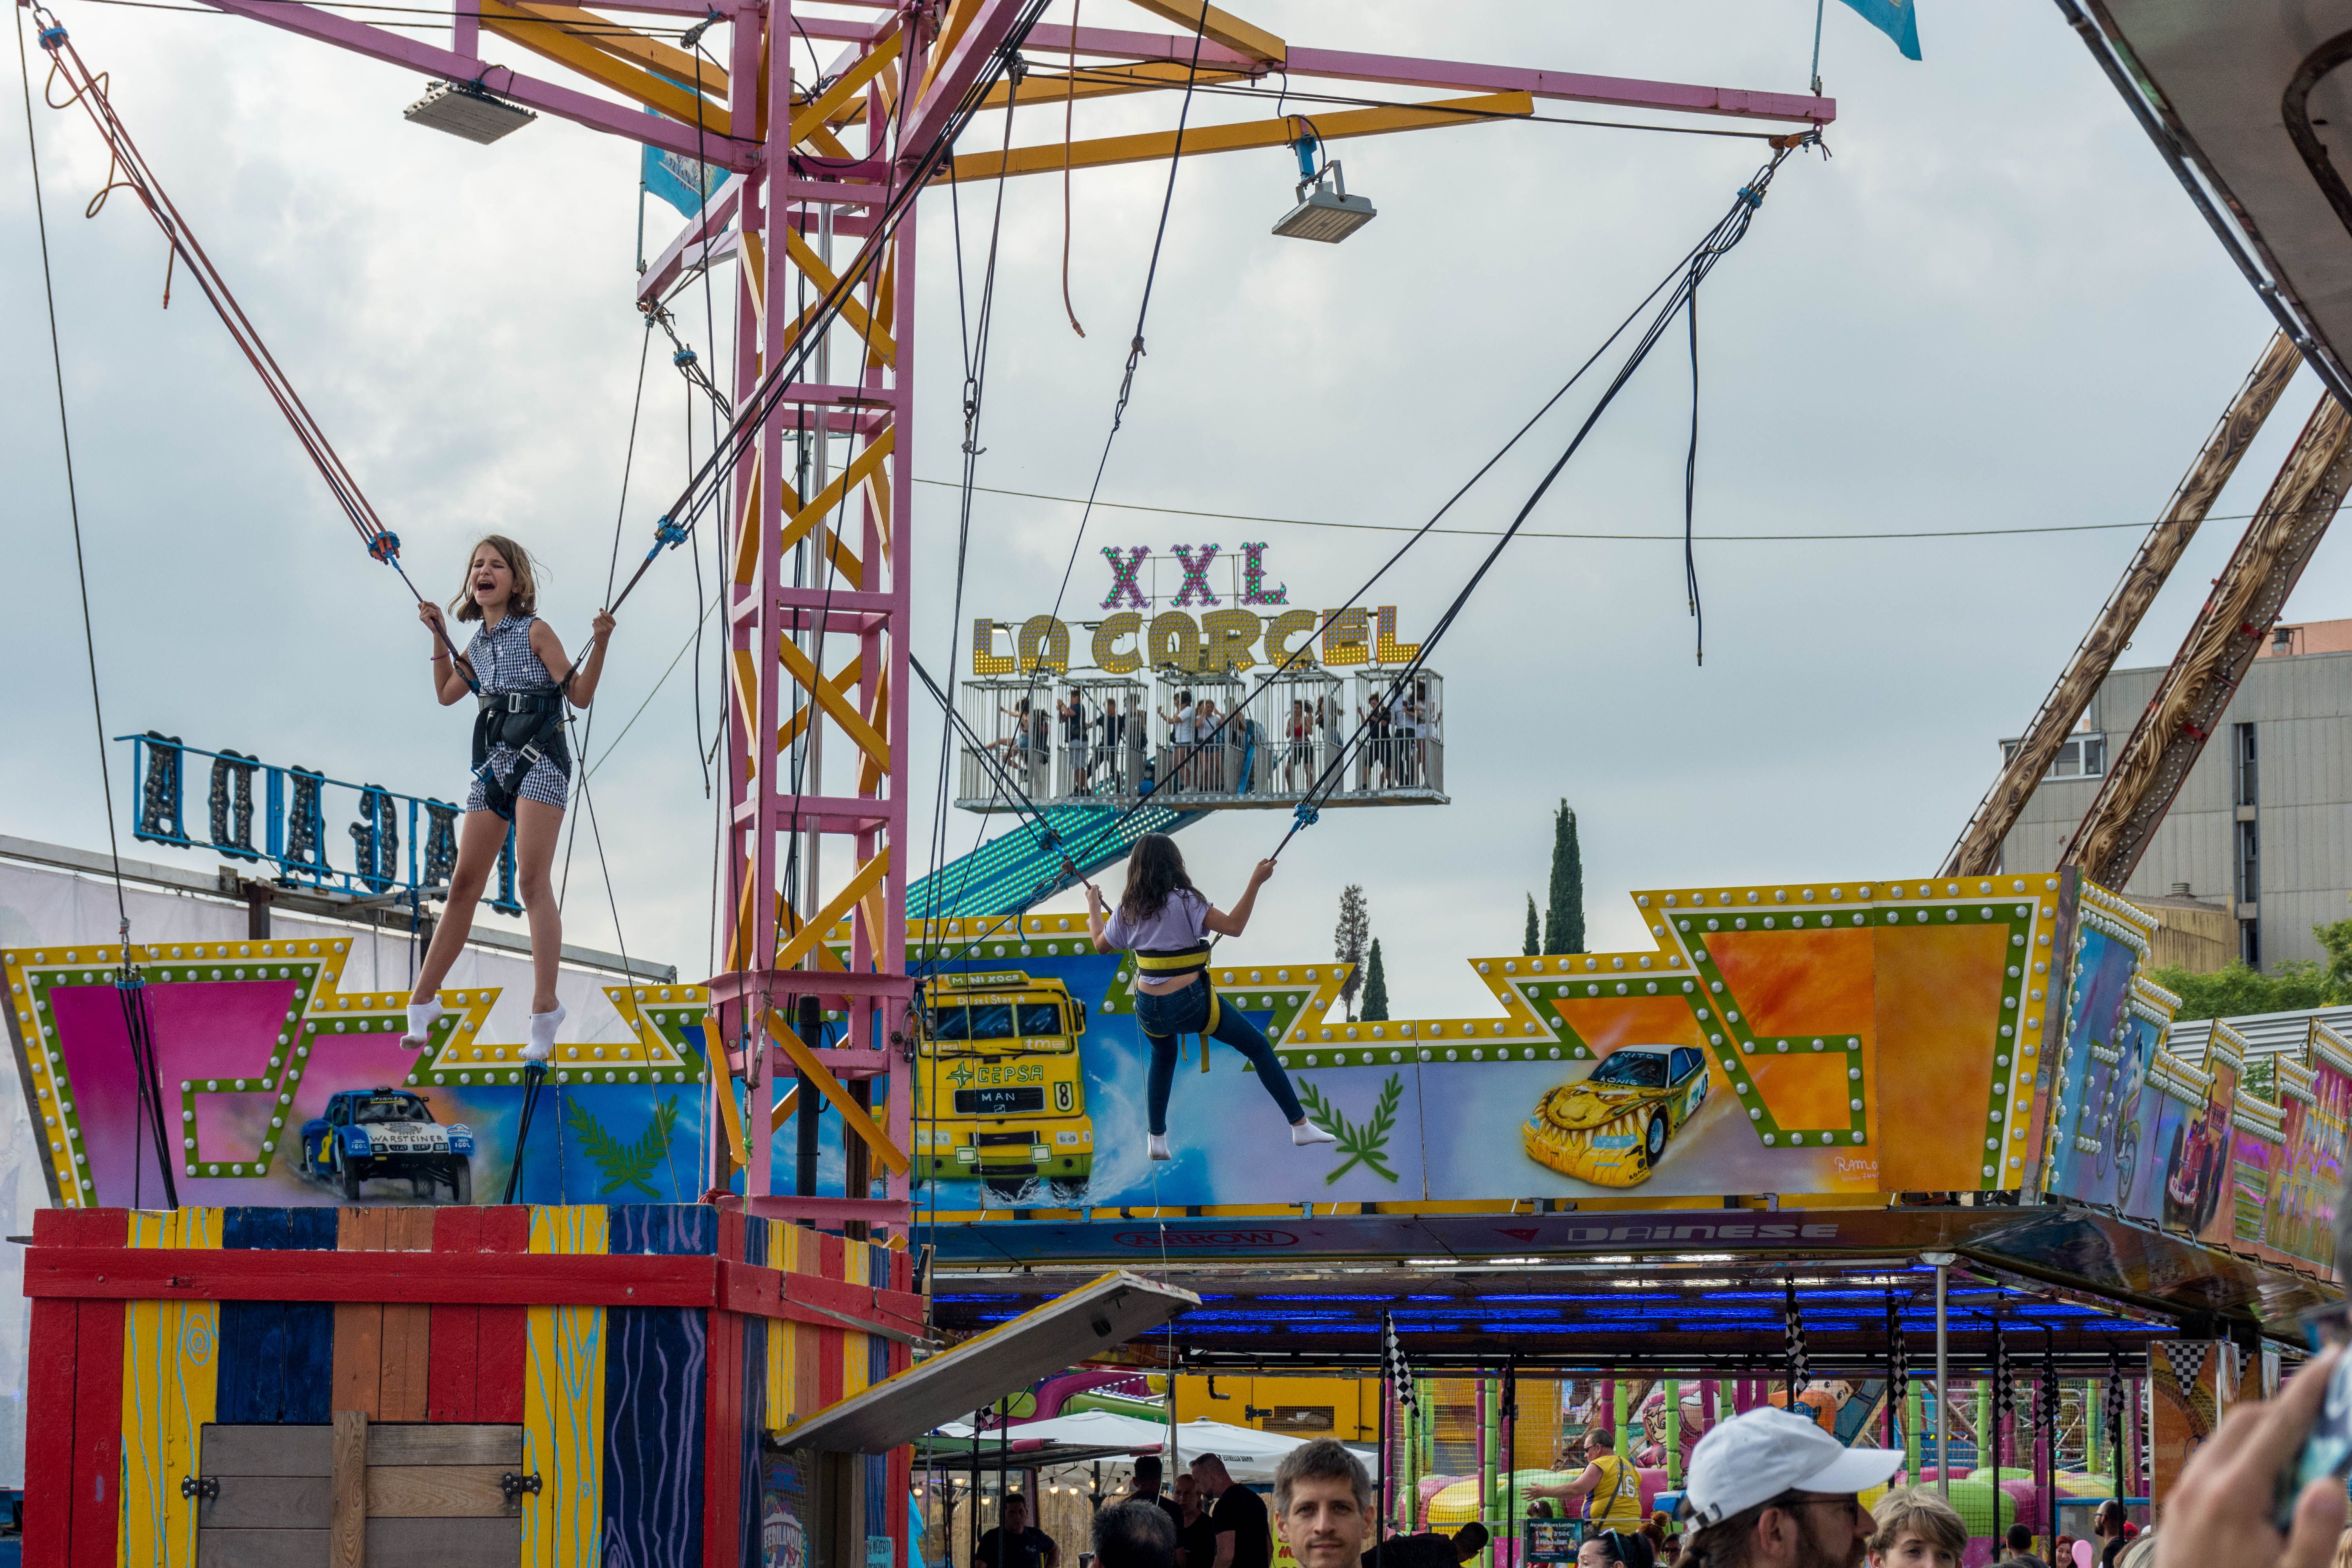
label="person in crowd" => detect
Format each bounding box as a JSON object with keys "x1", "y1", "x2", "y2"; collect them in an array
[
  {"x1": 1659, "y1": 1537, "x2": 1683, "y2": 1566},
  {"x1": 1094, "y1": 1501, "x2": 1180, "y2": 1568},
  {"x1": 1999, "y1": 1522, "x2": 2049, "y2": 1568},
  {"x1": 1864, "y1": 1487, "x2": 1964, "y2": 1568},
  {"x1": 1670, "y1": 1405, "x2": 1898, "y2": 1568},
  {"x1": 973, "y1": 1492, "x2": 1060, "y2": 1568},
  {"x1": 1364, "y1": 1522, "x2": 1486, "y2": 1568},
  {"x1": 1129, "y1": 1456, "x2": 1183, "y2": 1539},
  {"x1": 2053, "y1": 1536, "x2": 2074, "y2": 1568},
  {"x1": 1524, "y1": 1428, "x2": 1646, "y2": 1537},
  {"x1": 1579, "y1": 1537, "x2": 1627, "y2": 1568},
  {"x1": 2149, "y1": 1342, "x2": 2347, "y2": 1566},
  {"x1": 1359, "y1": 691, "x2": 1392, "y2": 789},
  {"x1": 1271, "y1": 1437, "x2": 1368, "y2": 1568},
  {"x1": 1176, "y1": 1472, "x2": 1216, "y2": 1568},
  {"x1": 2093, "y1": 1503, "x2": 2129, "y2": 1568},
  {"x1": 1156, "y1": 691, "x2": 1198, "y2": 790},
  {"x1": 1096, "y1": 696, "x2": 1127, "y2": 792},
  {"x1": 1283, "y1": 699, "x2": 1314, "y2": 791},
  {"x1": 2330, "y1": 1528, "x2": 2352, "y2": 1568},
  {"x1": 1060, "y1": 690, "x2": 1089, "y2": 794},
  {"x1": 1192, "y1": 1454, "x2": 1273, "y2": 1568}
]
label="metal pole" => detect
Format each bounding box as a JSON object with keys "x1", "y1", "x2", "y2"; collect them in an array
[{"x1": 1924, "y1": 1252, "x2": 1955, "y2": 1496}]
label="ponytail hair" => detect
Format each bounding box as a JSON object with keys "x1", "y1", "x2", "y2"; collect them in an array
[{"x1": 1118, "y1": 834, "x2": 1198, "y2": 926}]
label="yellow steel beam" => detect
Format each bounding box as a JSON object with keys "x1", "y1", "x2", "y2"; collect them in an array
[
  {"x1": 777, "y1": 653, "x2": 866, "y2": 755},
  {"x1": 774, "y1": 849, "x2": 891, "y2": 971},
  {"x1": 951, "y1": 91, "x2": 1531, "y2": 181},
  {"x1": 781, "y1": 226, "x2": 898, "y2": 363},
  {"x1": 974, "y1": 62, "x2": 1248, "y2": 111},
  {"x1": 917, "y1": 0, "x2": 984, "y2": 108},
  {"x1": 780, "y1": 428, "x2": 895, "y2": 564},
  {"x1": 791, "y1": 31, "x2": 900, "y2": 146},
  {"x1": 478, "y1": 0, "x2": 717, "y2": 126},
  {"x1": 496, "y1": 0, "x2": 724, "y2": 97},
  {"x1": 780, "y1": 637, "x2": 891, "y2": 772},
  {"x1": 768, "y1": 1082, "x2": 800, "y2": 1133},
  {"x1": 857, "y1": 667, "x2": 889, "y2": 795},
  {"x1": 1122, "y1": 0, "x2": 1285, "y2": 64},
  {"x1": 764, "y1": 1006, "x2": 911, "y2": 1174}
]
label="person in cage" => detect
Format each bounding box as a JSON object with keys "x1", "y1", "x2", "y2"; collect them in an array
[
  {"x1": 1159, "y1": 691, "x2": 1198, "y2": 791},
  {"x1": 403, "y1": 535, "x2": 613, "y2": 1060},
  {"x1": 1085, "y1": 834, "x2": 1335, "y2": 1161},
  {"x1": 1061, "y1": 690, "x2": 1090, "y2": 795}
]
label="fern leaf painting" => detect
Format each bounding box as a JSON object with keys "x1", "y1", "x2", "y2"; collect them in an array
[
  {"x1": 1294, "y1": 1074, "x2": 1403, "y2": 1185},
  {"x1": 567, "y1": 1094, "x2": 681, "y2": 1198}
]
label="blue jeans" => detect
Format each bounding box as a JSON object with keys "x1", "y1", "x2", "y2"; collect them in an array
[{"x1": 1134, "y1": 979, "x2": 1305, "y2": 1136}]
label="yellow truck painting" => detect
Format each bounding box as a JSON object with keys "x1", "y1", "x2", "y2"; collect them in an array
[{"x1": 915, "y1": 970, "x2": 1096, "y2": 1198}]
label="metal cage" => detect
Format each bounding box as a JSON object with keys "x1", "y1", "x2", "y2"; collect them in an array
[
  {"x1": 1054, "y1": 678, "x2": 1149, "y2": 801},
  {"x1": 1352, "y1": 669, "x2": 1444, "y2": 796},
  {"x1": 957, "y1": 677, "x2": 1055, "y2": 808}
]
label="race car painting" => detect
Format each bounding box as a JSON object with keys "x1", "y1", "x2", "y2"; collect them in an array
[
  {"x1": 1522, "y1": 1044, "x2": 1710, "y2": 1187},
  {"x1": 299, "y1": 1086, "x2": 475, "y2": 1203}
]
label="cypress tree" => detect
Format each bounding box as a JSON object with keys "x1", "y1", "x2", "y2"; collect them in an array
[
  {"x1": 1363, "y1": 939, "x2": 1390, "y2": 1022},
  {"x1": 1523, "y1": 895, "x2": 1540, "y2": 957},
  {"x1": 1335, "y1": 884, "x2": 1369, "y2": 1021},
  {"x1": 1544, "y1": 801, "x2": 1586, "y2": 955}
]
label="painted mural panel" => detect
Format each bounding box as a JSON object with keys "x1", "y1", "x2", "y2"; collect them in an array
[
  {"x1": 2269, "y1": 1028, "x2": 2351, "y2": 1269},
  {"x1": 2041, "y1": 888, "x2": 2160, "y2": 1209}
]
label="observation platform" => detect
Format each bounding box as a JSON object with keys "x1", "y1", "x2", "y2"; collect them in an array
[{"x1": 953, "y1": 666, "x2": 1447, "y2": 815}]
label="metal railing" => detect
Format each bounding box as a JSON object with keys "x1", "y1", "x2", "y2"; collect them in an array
[{"x1": 118, "y1": 733, "x2": 522, "y2": 914}]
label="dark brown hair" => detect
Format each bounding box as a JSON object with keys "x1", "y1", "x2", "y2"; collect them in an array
[
  {"x1": 1118, "y1": 834, "x2": 1198, "y2": 926},
  {"x1": 450, "y1": 534, "x2": 539, "y2": 623}
]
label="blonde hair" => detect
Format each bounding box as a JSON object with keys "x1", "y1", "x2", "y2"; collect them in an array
[
  {"x1": 450, "y1": 534, "x2": 539, "y2": 622},
  {"x1": 1866, "y1": 1487, "x2": 1967, "y2": 1558}
]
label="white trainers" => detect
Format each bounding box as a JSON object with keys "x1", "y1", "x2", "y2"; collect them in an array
[
  {"x1": 1291, "y1": 1122, "x2": 1338, "y2": 1147},
  {"x1": 522, "y1": 1003, "x2": 566, "y2": 1063},
  {"x1": 1148, "y1": 1133, "x2": 1172, "y2": 1161},
  {"x1": 401, "y1": 999, "x2": 451, "y2": 1049}
]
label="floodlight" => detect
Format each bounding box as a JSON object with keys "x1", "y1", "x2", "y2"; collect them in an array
[
  {"x1": 1274, "y1": 159, "x2": 1375, "y2": 243},
  {"x1": 404, "y1": 80, "x2": 537, "y2": 145}
]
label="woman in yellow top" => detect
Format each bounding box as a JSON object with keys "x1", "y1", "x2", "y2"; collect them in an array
[{"x1": 1524, "y1": 1429, "x2": 1646, "y2": 1535}]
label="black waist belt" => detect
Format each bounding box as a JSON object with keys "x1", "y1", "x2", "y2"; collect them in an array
[
  {"x1": 470, "y1": 686, "x2": 570, "y2": 820},
  {"x1": 1133, "y1": 944, "x2": 1220, "y2": 1039}
]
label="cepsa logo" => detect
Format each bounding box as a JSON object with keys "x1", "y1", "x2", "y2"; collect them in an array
[{"x1": 1114, "y1": 1229, "x2": 1300, "y2": 1249}]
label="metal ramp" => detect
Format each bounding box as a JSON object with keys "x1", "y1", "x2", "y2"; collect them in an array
[{"x1": 907, "y1": 802, "x2": 1201, "y2": 918}]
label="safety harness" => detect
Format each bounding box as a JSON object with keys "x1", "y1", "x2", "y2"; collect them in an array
[
  {"x1": 470, "y1": 686, "x2": 571, "y2": 822},
  {"x1": 1132, "y1": 942, "x2": 1221, "y2": 1037}
]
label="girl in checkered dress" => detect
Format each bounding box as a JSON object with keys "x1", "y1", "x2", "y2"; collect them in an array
[{"x1": 402, "y1": 535, "x2": 615, "y2": 1062}]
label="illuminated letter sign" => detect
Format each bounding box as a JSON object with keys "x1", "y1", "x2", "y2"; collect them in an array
[{"x1": 1101, "y1": 546, "x2": 1150, "y2": 611}]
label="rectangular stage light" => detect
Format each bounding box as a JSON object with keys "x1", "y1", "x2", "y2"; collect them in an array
[
  {"x1": 1274, "y1": 182, "x2": 1377, "y2": 243},
  {"x1": 404, "y1": 81, "x2": 538, "y2": 145}
]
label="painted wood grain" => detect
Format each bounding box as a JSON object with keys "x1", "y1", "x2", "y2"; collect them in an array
[
  {"x1": 477, "y1": 1206, "x2": 530, "y2": 1425},
  {"x1": 379, "y1": 1208, "x2": 435, "y2": 1421},
  {"x1": 27, "y1": 1208, "x2": 125, "y2": 1568},
  {"x1": 218, "y1": 1209, "x2": 292, "y2": 1426},
  {"x1": 363, "y1": 1515, "x2": 524, "y2": 1568},
  {"x1": 331, "y1": 1409, "x2": 368, "y2": 1568},
  {"x1": 332, "y1": 1207, "x2": 386, "y2": 1420},
  {"x1": 366, "y1": 1464, "x2": 514, "y2": 1518},
  {"x1": 200, "y1": 1424, "x2": 333, "y2": 1477},
  {"x1": 285, "y1": 1206, "x2": 340, "y2": 1426},
  {"x1": 368, "y1": 1423, "x2": 523, "y2": 1468},
  {"x1": 525, "y1": 1204, "x2": 609, "y2": 1568},
  {"x1": 427, "y1": 1207, "x2": 483, "y2": 1422},
  {"x1": 194, "y1": 1527, "x2": 330, "y2": 1568},
  {"x1": 202, "y1": 1475, "x2": 333, "y2": 1530},
  {"x1": 603, "y1": 1205, "x2": 709, "y2": 1568},
  {"x1": 121, "y1": 1205, "x2": 222, "y2": 1568}
]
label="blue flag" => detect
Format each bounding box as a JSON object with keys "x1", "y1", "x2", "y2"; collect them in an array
[
  {"x1": 1836, "y1": 0, "x2": 1922, "y2": 60},
  {"x1": 642, "y1": 108, "x2": 725, "y2": 218}
]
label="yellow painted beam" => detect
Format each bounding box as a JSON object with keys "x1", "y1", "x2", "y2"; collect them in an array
[
  {"x1": 497, "y1": 0, "x2": 724, "y2": 97},
  {"x1": 1122, "y1": 0, "x2": 1285, "y2": 64},
  {"x1": 975, "y1": 62, "x2": 1248, "y2": 111},
  {"x1": 857, "y1": 667, "x2": 889, "y2": 795},
  {"x1": 781, "y1": 226, "x2": 897, "y2": 363},
  {"x1": 780, "y1": 427, "x2": 895, "y2": 563},
  {"x1": 780, "y1": 637, "x2": 891, "y2": 772},
  {"x1": 764, "y1": 1002, "x2": 911, "y2": 1174},
  {"x1": 801, "y1": 122, "x2": 857, "y2": 162},
  {"x1": 713, "y1": 1032, "x2": 751, "y2": 1170},
  {"x1": 951, "y1": 91, "x2": 1532, "y2": 182},
  {"x1": 777, "y1": 653, "x2": 864, "y2": 754},
  {"x1": 774, "y1": 849, "x2": 891, "y2": 972},
  {"x1": 768, "y1": 1081, "x2": 801, "y2": 1134},
  {"x1": 479, "y1": 0, "x2": 719, "y2": 127},
  {"x1": 918, "y1": 0, "x2": 984, "y2": 108},
  {"x1": 791, "y1": 31, "x2": 900, "y2": 146}
]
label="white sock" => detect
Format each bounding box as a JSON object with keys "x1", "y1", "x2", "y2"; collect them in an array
[
  {"x1": 1292, "y1": 1121, "x2": 1337, "y2": 1147},
  {"x1": 1149, "y1": 1133, "x2": 1171, "y2": 1161},
  {"x1": 523, "y1": 1003, "x2": 566, "y2": 1062},
  {"x1": 402, "y1": 999, "x2": 451, "y2": 1048}
]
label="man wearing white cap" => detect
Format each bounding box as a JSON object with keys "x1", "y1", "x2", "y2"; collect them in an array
[{"x1": 1673, "y1": 1407, "x2": 1902, "y2": 1568}]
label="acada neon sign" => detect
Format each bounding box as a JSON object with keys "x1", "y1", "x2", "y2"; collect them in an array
[{"x1": 972, "y1": 542, "x2": 1424, "y2": 676}]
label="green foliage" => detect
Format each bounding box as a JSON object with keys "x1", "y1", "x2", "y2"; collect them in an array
[
  {"x1": 1335, "y1": 883, "x2": 1369, "y2": 1020},
  {"x1": 566, "y1": 1094, "x2": 681, "y2": 1198},
  {"x1": 1363, "y1": 939, "x2": 1390, "y2": 1022},
  {"x1": 2147, "y1": 960, "x2": 2332, "y2": 1022},
  {"x1": 1294, "y1": 1073, "x2": 1403, "y2": 1185},
  {"x1": 1524, "y1": 895, "x2": 1540, "y2": 958},
  {"x1": 2321, "y1": 915, "x2": 2352, "y2": 998},
  {"x1": 1545, "y1": 801, "x2": 1585, "y2": 955}
]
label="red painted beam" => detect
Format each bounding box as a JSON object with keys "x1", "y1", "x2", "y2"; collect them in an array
[{"x1": 23, "y1": 1245, "x2": 927, "y2": 1338}]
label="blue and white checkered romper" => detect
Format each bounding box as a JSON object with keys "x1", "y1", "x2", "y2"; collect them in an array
[{"x1": 463, "y1": 613, "x2": 571, "y2": 813}]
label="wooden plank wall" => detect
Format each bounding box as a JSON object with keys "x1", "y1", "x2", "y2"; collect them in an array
[
  {"x1": 218, "y1": 1207, "x2": 338, "y2": 1424},
  {"x1": 524, "y1": 1205, "x2": 608, "y2": 1568},
  {"x1": 121, "y1": 1207, "x2": 223, "y2": 1568},
  {"x1": 25, "y1": 1207, "x2": 127, "y2": 1568},
  {"x1": 428, "y1": 1205, "x2": 530, "y2": 1423},
  {"x1": 333, "y1": 1207, "x2": 435, "y2": 1419},
  {"x1": 604, "y1": 1204, "x2": 712, "y2": 1568}
]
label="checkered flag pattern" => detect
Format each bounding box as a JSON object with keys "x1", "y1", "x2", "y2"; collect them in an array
[
  {"x1": 2161, "y1": 1342, "x2": 2208, "y2": 1401},
  {"x1": 1383, "y1": 1314, "x2": 1416, "y2": 1417},
  {"x1": 1784, "y1": 1279, "x2": 1808, "y2": 1394}
]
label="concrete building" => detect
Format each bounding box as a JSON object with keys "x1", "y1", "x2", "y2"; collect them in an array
[{"x1": 1997, "y1": 617, "x2": 2352, "y2": 972}]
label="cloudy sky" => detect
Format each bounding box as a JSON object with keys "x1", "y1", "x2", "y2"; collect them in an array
[{"x1": 2, "y1": 0, "x2": 2338, "y2": 1020}]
